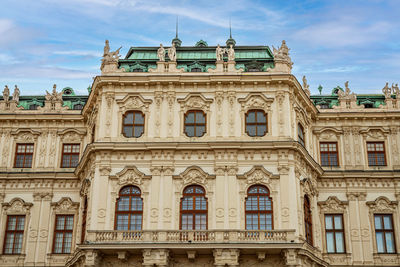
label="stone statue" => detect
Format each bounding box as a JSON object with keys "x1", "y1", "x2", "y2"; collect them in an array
[
  {"x1": 382, "y1": 82, "x2": 392, "y2": 99},
  {"x1": 392, "y1": 83, "x2": 399, "y2": 98},
  {"x1": 2, "y1": 85, "x2": 9, "y2": 102},
  {"x1": 227, "y1": 44, "x2": 235, "y2": 61},
  {"x1": 12, "y1": 85, "x2": 20, "y2": 103},
  {"x1": 302, "y1": 76, "x2": 310, "y2": 96},
  {"x1": 45, "y1": 84, "x2": 63, "y2": 102},
  {"x1": 168, "y1": 43, "x2": 176, "y2": 61},
  {"x1": 103, "y1": 40, "x2": 110, "y2": 57},
  {"x1": 338, "y1": 81, "x2": 356, "y2": 101},
  {"x1": 157, "y1": 44, "x2": 165, "y2": 62},
  {"x1": 272, "y1": 40, "x2": 292, "y2": 64},
  {"x1": 101, "y1": 40, "x2": 122, "y2": 72},
  {"x1": 216, "y1": 44, "x2": 225, "y2": 61}
]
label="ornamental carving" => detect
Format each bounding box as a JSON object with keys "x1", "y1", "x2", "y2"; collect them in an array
[
  {"x1": 313, "y1": 127, "x2": 343, "y2": 140},
  {"x1": 318, "y1": 196, "x2": 348, "y2": 213},
  {"x1": 238, "y1": 93, "x2": 274, "y2": 112},
  {"x1": 116, "y1": 93, "x2": 152, "y2": 114},
  {"x1": 2, "y1": 198, "x2": 33, "y2": 214},
  {"x1": 360, "y1": 127, "x2": 389, "y2": 139},
  {"x1": 213, "y1": 249, "x2": 240, "y2": 266},
  {"x1": 237, "y1": 165, "x2": 278, "y2": 185},
  {"x1": 11, "y1": 128, "x2": 41, "y2": 142},
  {"x1": 301, "y1": 177, "x2": 317, "y2": 196},
  {"x1": 57, "y1": 128, "x2": 86, "y2": 142},
  {"x1": 177, "y1": 93, "x2": 213, "y2": 112},
  {"x1": 366, "y1": 196, "x2": 398, "y2": 213},
  {"x1": 111, "y1": 166, "x2": 151, "y2": 186},
  {"x1": 173, "y1": 166, "x2": 215, "y2": 186},
  {"x1": 51, "y1": 197, "x2": 79, "y2": 213}
]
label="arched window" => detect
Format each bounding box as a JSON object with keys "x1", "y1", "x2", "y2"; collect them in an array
[
  {"x1": 298, "y1": 123, "x2": 305, "y2": 146},
  {"x1": 184, "y1": 110, "x2": 206, "y2": 137},
  {"x1": 115, "y1": 186, "x2": 143, "y2": 230},
  {"x1": 180, "y1": 185, "x2": 207, "y2": 230},
  {"x1": 245, "y1": 185, "x2": 273, "y2": 230},
  {"x1": 245, "y1": 110, "x2": 268, "y2": 137},
  {"x1": 304, "y1": 195, "x2": 313, "y2": 245},
  {"x1": 122, "y1": 111, "x2": 145, "y2": 138}
]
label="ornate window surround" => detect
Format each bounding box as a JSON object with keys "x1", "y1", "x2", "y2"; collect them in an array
[
  {"x1": 116, "y1": 94, "x2": 152, "y2": 139},
  {"x1": 48, "y1": 197, "x2": 79, "y2": 255},
  {"x1": 238, "y1": 93, "x2": 274, "y2": 138},
  {"x1": 295, "y1": 107, "x2": 311, "y2": 148},
  {"x1": 109, "y1": 166, "x2": 151, "y2": 229},
  {"x1": 177, "y1": 94, "x2": 213, "y2": 139},
  {"x1": 57, "y1": 128, "x2": 85, "y2": 169},
  {"x1": 318, "y1": 196, "x2": 351, "y2": 255},
  {"x1": 10, "y1": 129, "x2": 40, "y2": 169},
  {"x1": 360, "y1": 127, "x2": 390, "y2": 168},
  {"x1": 0, "y1": 198, "x2": 33, "y2": 254},
  {"x1": 237, "y1": 166, "x2": 279, "y2": 229},
  {"x1": 313, "y1": 127, "x2": 343, "y2": 168},
  {"x1": 366, "y1": 196, "x2": 399, "y2": 255}
]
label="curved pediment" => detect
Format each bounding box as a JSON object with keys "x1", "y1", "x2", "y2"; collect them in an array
[
  {"x1": 177, "y1": 93, "x2": 213, "y2": 111},
  {"x1": 237, "y1": 165, "x2": 278, "y2": 185},
  {"x1": 111, "y1": 166, "x2": 151, "y2": 186},
  {"x1": 173, "y1": 166, "x2": 215, "y2": 185},
  {"x1": 238, "y1": 93, "x2": 274, "y2": 111}
]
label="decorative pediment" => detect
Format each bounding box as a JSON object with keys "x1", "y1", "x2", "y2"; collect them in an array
[
  {"x1": 51, "y1": 197, "x2": 79, "y2": 213},
  {"x1": 313, "y1": 127, "x2": 343, "y2": 140},
  {"x1": 2, "y1": 198, "x2": 33, "y2": 214},
  {"x1": 116, "y1": 94, "x2": 152, "y2": 113},
  {"x1": 173, "y1": 166, "x2": 215, "y2": 185},
  {"x1": 11, "y1": 128, "x2": 41, "y2": 142},
  {"x1": 367, "y1": 196, "x2": 397, "y2": 213},
  {"x1": 57, "y1": 128, "x2": 86, "y2": 142},
  {"x1": 177, "y1": 93, "x2": 213, "y2": 112},
  {"x1": 360, "y1": 127, "x2": 390, "y2": 139},
  {"x1": 111, "y1": 166, "x2": 151, "y2": 186},
  {"x1": 318, "y1": 196, "x2": 348, "y2": 213},
  {"x1": 237, "y1": 165, "x2": 278, "y2": 185},
  {"x1": 238, "y1": 93, "x2": 274, "y2": 111}
]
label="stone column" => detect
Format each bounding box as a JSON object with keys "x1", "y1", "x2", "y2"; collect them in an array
[
  {"x1": 214, "y1": 166, "x2": 226, "y2": 229},
  {"x1": 346, "y1": 192, "x2": 363, "y2": 265}
]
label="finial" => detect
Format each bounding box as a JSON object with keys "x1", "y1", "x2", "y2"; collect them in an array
[
  {"x1": 226, "y1": 18, "x2": 236, "y2": 47},
  {"x1": 172, "y1": 16, "x2": 182, "y2": 48},
  {"x1": 229, "y1": 18, "x2": 232, "y2": 38},
  {"x1": 176, "y1": 16, "x2": 178, "y2": 38}
]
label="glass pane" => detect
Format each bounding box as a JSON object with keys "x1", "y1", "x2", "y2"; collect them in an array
[
  {"x1": 70, "y1": 154, "x2": 79, "y2": 167},
  {"x1": 13, "y1": 233, "x2": 22, "y2": 253},
  {"x1": 194, "y1": 187, "x2": 204, "y2": 193},
  {"x1": 196, "y1": 112, "x2": 205, "y2": 123},
  {"x1": 116, "y1": 215, "x2": 129, "y2": 230},
  {"x1": 376, "y1": 232, "x2": 385, "y2": 253},
  {"x1": 383, "y1": 216, "x2": 392, "y2": 229},
  {"x1": 195, "y1": 214, "x2": 206, "y2": 230},
  {"x1": 184, "y1": 187, "x2": 194, "y2": 193},
  {"x1": 329, "y1": 143, "x2": 337, "y2": 151},
  {"x1": 256, "y1": 111, "x2": 266, "y2": 123},
  {"x1": 134, "y1": 112, "x2": 144, "y2": 124},
  {"x1": 326, "y1": 232, "x2": 335, "y2": 253},
  {"x1": 375, "y1": 216, "x2": 382, "y2": 229},
  {"x1": 334, "y1": 215, "x2": 342, "y2": 229},
  {"x1": 321, "y1": 154, "x2": 329, "y2": 166},
  {"x1": 120, "y1": 187, "x2": 131, "y2": 195},
  {"x1": 118, "y1": 197, "x2": 130, "y2": 211},
  {"x1": 247, "y1": 112, "x2": 256, "y2": 123},
  {"x1": 65, "y1": 216, "x2": 74, "y2": 230},
  {"x1": 335, "y1": 232, "x2": 345, "y2": 253},
  {"x1": 26, "y1": 145, "x2": 34, "y2": 153},
  {"x1": 72, "y1": 145, "x2": 80, "y2": 153},
  {"x1": 325, "y1": 215, "x2": 333, "y2": 230},
  {"x1": 131, "y1": 197, "x2": 143, "y2": 211},
  {"x1": 124, "y1": 112, "x2": 134, "y2": 124},
  {"x1": 247, "y1": 125, "x2": 256, "y2": 136},
  {"x1": 196, "y1": 126, "x2": 206, "y2": 137},
  {"x1": 123, "y1": 126, "x2": 133, "y2": 137},
  {"x1": 181, "y1": 214, "x2": 193, "y2": 230},
  {"x1": 246, "y1": 197, "x2": 258, "y2": 211},
  {"x1": 4, "y1": 233, "x2": 14, "y2": 254},
  {"x1": 8, "y1": 216, "x2": 17, "y2": 230},
  {"x1": 54, "y1": 232, "x2": 63, "y2": 253},
  {"x1": 376, "y1": 153, "x2": 385, "y2": 165},
  {"x1": 63, "y1": 233, "x2": 72, "y2": 253},
  {"x1": 320, "y1": 143, "x2": 328, "y2": 151},
  {"x1": 185, "y1": 126, "x2": 194, "y2": 137},
  {"x1": 130, "y1": 214, "x2": 142, "y2": 230},
  {"x1": 185, "y1": 112, "x2": 195, "y2": 123},
  {"x1": 182, "y1": 197, "x2": 193, "y2": 210},
  {"x1": 56, "y1": 217, "x2": 65, "y2": 230},
  {"x1": 134, "y1": 126, "x2": 144, "y2": 137},
  {"x1": 257, "y1": 125, "x2": 267, "y2": 136},
  {"x1": 385, "y1": 232, "x2": 395, "y2": 253}
]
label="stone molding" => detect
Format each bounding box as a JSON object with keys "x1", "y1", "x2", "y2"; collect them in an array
[
  {"x1": 213, "y1": 248, "x2": 239, "y2": 266},
  {"x1": 2, "y1": 197, "x2": 33, "y2": 215},
  {"x1": 318, "y1": 196, "x2": 348, "y2": 213},
  {"x1": 173, "y1": 166, "x2": 215, "y2": 186},
  {"x1": 11, "y1": 128, "x2": 41, "y2": 142},
  {"x1": 51, "y1": 197, "x2": 80, "y2": 214},
  {"x1": 237, "y1": 165, "x2": 279, "y2": 185},
  {"x1": 366, "y1": 196, "x2": 398, "y2": 213},
  {"x1": 177, "y1": 93, "x2": 213, "y2": 112},
  {"x1": 57, "y1": 128, "x2": 86, "y2": 142},
  {"x1": 110, "y1": 166, "x2": 151, "y2": 188},
  {"x1": 116, "y1": 93, "x2": 152, "y2": 114},
  {"x1": 142, "y1": 249, "x2": 169, "y2": 266},
  {"x1": 237, "y1": 92, "x2": 274, "y2": 112}
]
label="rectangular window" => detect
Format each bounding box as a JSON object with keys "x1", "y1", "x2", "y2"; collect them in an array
[
  {"x1": 61, "y1": 144, "x2": 80, "y2": 168},
  {"x1": 374, "y1": 214, "x2": 396, "y2": 253},
  {"x1": 3, "y1": 215, "x2": 25, "y2": 254},
  {"x1": 367, "y1": 142, "x2": 386, "y2": 166},
  {"x1": 325, "y1": 214, "x2": 345, "y2": 253},
  {"x1": 320, "y1": 142, "x2": 339, "y2": 166},
  {"x1": 14, "y1": 144, "x2": 34, "y2": 168},
  {"x1": 298, "y1": 124, "x2": 305, "y2": 146},
  {"x1": 53, "y1": 215, "x2": 74, "y2": 254}
]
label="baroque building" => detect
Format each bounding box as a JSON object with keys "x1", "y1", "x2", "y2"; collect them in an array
[{"x1": 0, "y1": 37, "x2": 399, "y2": 267}]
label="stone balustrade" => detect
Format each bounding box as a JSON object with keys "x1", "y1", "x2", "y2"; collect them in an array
[{"x1": 86, "y1": 229, "x2": 296, "y2": 244}]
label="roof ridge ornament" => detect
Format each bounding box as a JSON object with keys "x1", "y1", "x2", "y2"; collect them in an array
[
  {"x1": 302, "y1": 76, "x2": 311, "y2": 97},
  {"x1": 172, "y1": 16, "x2": 182, "y2": 47},
  {"x1": 271, "y1": 40, "x2": 293, "y2": 74},
  {"x1": 101, "y1": 40, "x2": 124, "y2": 74},
  {"x1": 226, "y1": 18, "x2": 236, "y2": 47}
]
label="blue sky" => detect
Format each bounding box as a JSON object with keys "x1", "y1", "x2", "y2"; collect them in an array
[{"x1": 0, "y1": 0, "x2": 399, "y2": 95}]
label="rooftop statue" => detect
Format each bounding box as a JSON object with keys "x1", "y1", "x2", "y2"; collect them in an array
[
  {"x1": 157, "y1": 44, "x2": 165, "y2": 62},
  {"x1": 2, "y1": 85, "x2": 9, "y2": 102},
  {"x1": 272, "y1": 40, "x2": 292, "y2": 64},
  {"x1": 12, "y1": 85, "x2": 20, "y2": 103},
  {"x1": 45, "y1": 84, "x2": 63, "y2": 102},
  {"x1": 302, "y1": 76, "x2": 311, "y2": 97},
  {"x1": 227, "y1": 44, "x2": 235, "y2": 61},
  {"x1": 393, "y1": 83, "x2": 399, "y2": 98},
  {"x1": 168, "y1": 43, "x2": 176, "y2": 61},
  {"x1": 382, "y1": 82, "x2": 392, "y2": 99},
  {"x1": 101, "y1": 40, "x2": 123, "y2": 73},
  {"x1": 216, "y1": 44, "x2": 226, "y2": 61},
  {"x1": 338, "y1": 81, "x2": 356, "y2": 101}
]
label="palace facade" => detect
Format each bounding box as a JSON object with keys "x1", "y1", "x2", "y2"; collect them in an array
[{"x1": 0, "y1": 37, "x2": 399, "y2": 267}]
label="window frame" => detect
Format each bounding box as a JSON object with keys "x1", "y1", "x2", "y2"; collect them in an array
[
  {"x1": 122, "y1": 111, "x2": 145, "y2": 138},
  {"x1": 14, "y1": 143, "x2": 34, "y2": 168},
  {"x1": 184, "y1": 110, "x2": 207, "y2": 138},
  {"x1": 60, "y1": 143, "x2": 80, "y2": 168},
  {"x1": 245, "y1": 109, "x2": 268, "y2": 137},
  {"x1": 114, "y1": 185, "x2": 143, "y2": 230},
  {"x1": 324, "y1": 214, "x2": 346, "y2": 253},
  {"x1": 3, "y1": 215, "x2": 25, "y2": 255},
  {"x1": 304, "y1": 195, "x2": 313, "y2": 246},
  {"x1": 52, "y1": 215, "x2": 74, "y2": 254},
  {"x1": 298, "y1": 123, "x2": 305, "y2": 147},
  {"x1": 180, "y1": 185, "x2": 208, "y2": 230},
  {"x1": 320, "y1": 142, "x2": 339, "y2": 167},
  {"x1": 374, "y1": 214, "x2": 396, "y2": 254},
  {"x1": 366, "y1": 141, "x2": 387, "y2": 166},
  {"x1": 245, "y1": 185, "x2": 274, "y2": 230}
]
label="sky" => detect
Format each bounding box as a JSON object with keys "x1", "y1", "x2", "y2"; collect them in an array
[{"x1": 0, "y1": 0, "x2": 399, "y2": 95}]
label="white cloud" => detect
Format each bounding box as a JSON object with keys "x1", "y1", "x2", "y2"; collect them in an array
[{"x1": 53, "y1": 50, "x2": 102, "y2": 57}]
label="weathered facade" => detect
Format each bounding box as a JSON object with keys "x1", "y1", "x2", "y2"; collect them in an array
[{"x1": 0, "y1": 38, "x2": 399, "y2": 267}]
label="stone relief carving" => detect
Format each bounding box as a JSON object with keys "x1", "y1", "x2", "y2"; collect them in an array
[
  {"x1": 318, "y1": 196, "x2": 348, "y2": 213},
  {"x1": 173, "y1": 166, "x2": 215, "y2": 186},
  {"x1": 237, "y1": 165, "x2": 278, "y2": 185},
  {"x1": 177, "y1": 93, "x2": 213, "y2": 112},
  {"x1": 366, "y1": 196, "x2": 397, "y2": 213},
  {"x1": 110, "y1": 166, "x2": 151, "y2": 187},
  {"x1": 116, "y1": 93, "x2": 152, "y2": 114},
  {"x1": 11, "y1": 128, "x2": 41, "y2": 142},
  {"x1": 213, "y1": 249, "x2": 239, "y2": 266},
  {"x1": 360, "y1": 127, "x2": 389, "y2": 139},
  {"x1": 2, "y1": 198, "x2": 33, "y2": 214},
  {"x1": 238, "y1": 93, "x2": 274, "y2": 112},
  {"x1": 51, "y1": 197, "x2": 79, "y2": 213},
  {"x1": 57, "y1": 128, "x2": 86, "y2": 142}
]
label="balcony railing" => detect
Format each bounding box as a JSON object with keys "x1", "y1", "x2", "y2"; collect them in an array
[{"x1": 86, "y1": 229, "x2": 295, "y2": 244}]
